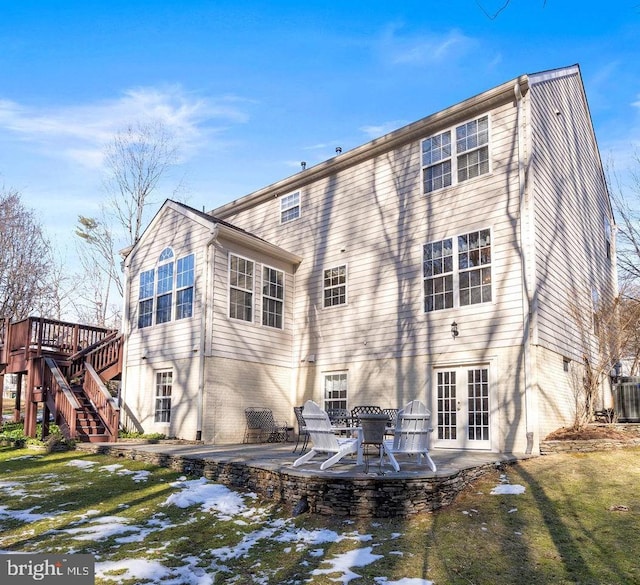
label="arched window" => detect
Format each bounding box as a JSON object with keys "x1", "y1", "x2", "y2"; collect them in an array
[{"x1": 137, "y1": 248, "x2": 194, "y2": 328}]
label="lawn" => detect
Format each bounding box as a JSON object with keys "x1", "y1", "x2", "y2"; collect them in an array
[{"x1": 0, "y1": 445, "x2": 638, "y2": 584}]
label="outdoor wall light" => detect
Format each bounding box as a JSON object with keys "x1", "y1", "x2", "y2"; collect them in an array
[{"x1": 451, "y1": 321, "x2": 459, "y2": 339}]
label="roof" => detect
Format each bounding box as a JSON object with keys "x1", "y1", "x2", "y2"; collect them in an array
[{"x1": 122, "y1": 199, "x2": 302, "y2": 266}]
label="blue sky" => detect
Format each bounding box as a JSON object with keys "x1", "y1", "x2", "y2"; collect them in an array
[{"x1": 1, "y1": 1, "x2": 639, "y2": 268}]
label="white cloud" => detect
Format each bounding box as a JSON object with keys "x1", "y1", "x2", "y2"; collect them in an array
[
  {"x1": 360, "y1": 120, "x2": 407, "y2": 140},
  {"x1": 378, "y1": 24, "x2": 475, "y2": 67},
  {"x1": 0, "y1": 86, "x2": 250, "y2": 170}
]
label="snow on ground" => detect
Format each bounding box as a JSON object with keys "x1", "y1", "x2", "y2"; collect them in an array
[
  {"x1": 0, "y1": 454, "x2": 530, "y2": 584},
  {"x1": 490, "y1": 473, "x2": 526, "y2": 495}
]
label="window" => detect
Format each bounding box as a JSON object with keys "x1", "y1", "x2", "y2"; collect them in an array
[
  {"x1": 262, "y1": 266, "x2": 284, "y2": 328},
  {"x1": 423, "y1": 229, "x2": 492, "y2": 312},
  {"x1": 229, "y1": 254, "x2": 254, "y2": 321},
  {"x1": 604, "y1": 215, "x2": 612, "y2": 260},
  {"x1": 422, "y1": 115, "x2": 489, "y2": 194},
  {"x1": 323, "y1": 265, "x2": 347, "y2": 307},
  {"x1": 138, "y1": 269, "x2": 155, "y2": 328},
  {"x1": 280, "y1": 191, "x2": 300, "y2": 223},
  {"x1": 422, "y1": 131, "x2": 452, "y2": 192},
  {"x1": 423, "y1": 239, "x2": 454, "y2": 312},
  {"x1": 458, "y1": 230, "x2": 492, "y2": 306},
  {"x1": 176, "y1": 254, "x2": 195, "y2": 320},
  {"x1": 137, "y1": 249, "x2": 195, "y2": 329},
  {"x1": 156, "y1": 250, "x2": 174, "y2": 324},
  {"x1": 324, "y1": 372, "x2": 348, "y2": 411},
  {"x1": 154, "y1": 370, "x2": 172, "y2": 423}
]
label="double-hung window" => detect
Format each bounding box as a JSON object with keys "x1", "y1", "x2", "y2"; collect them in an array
[
  {"x1": 324, "y1": 372, "x2": 348, "y2": 411},
  {"x1": 262, "y1": 266, "x2": 284, "y2": 329},
  {"x1": 138, "y1": 269, "x2": 155, "y2": 328},
  {"x1": 137, "y1": 248, "x2": 195, "y2": 328},
  {"x1": 422, "y1": 115, "x2": 490, "y2": 194},
  {"x1": 423, "y1": 239, "x2": 454, "y2": 312},
  {"x1": 280, "y1": 191, "x2": 300, "y2": 223},
  {"x1": 156, "y1": 249, "x2": 174, "y2": 324},
  {"x1": 323, "y1": 265, "x2": 347, "y2": 308},
  {"x1": 229, "y1": 254, "x2": 254, "y2": 322},
  {"x1": 176, "y1": 254, "x2": 195, "y2": 320},
  {"x1": 423, "y1": 229, "x2": 492, "y2": 312}
]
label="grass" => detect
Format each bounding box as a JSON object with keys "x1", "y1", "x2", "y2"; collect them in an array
[{"x1": 0, "y1": 445, "x2": 639, "y2": 584}]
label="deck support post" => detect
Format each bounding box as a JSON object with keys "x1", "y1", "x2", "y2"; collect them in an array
[{"x1": 13, "y1": 373, "x2": 22, "y2": 423}]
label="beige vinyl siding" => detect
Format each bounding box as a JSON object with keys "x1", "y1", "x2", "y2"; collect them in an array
[
  {"x1": 207, "y1": 238, "x2": 295, "y2": 368},
  {"x1": 529, "y1": 71, "x2": 614, "y2": 359},
  {"x1": 125, "y1": 208, "x2": 209, "y2": 363},
  {"x1": 534, "y1": 345, "x2": 588, "y2": 438},
  {"x1": 220, "y1": 99, "x2": 527, "y2": 370}
]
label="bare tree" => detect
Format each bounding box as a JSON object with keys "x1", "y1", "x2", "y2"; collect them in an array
[
  {"x1": 618, "y1": 288, "x2": 640, "y2": 375},
  {"x1": 609, "y1": 153, "x2": 640, "y2": 288},
  {"x1": 568, "y1": 290, "x2": 640, "y2": 428},
  {"x1": 103, "y1": 120, "x2": 180, "y2": 247},
  {"x1": 75, "y1": 120, "x2": 182, "y2": 326},
  {"x1": 0, "y1": 188, "x2": 54, "y2": 320}
]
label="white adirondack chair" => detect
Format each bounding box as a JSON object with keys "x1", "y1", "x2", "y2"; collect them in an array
[
  {"x1": 292, "y1": 400, "x2": 362, "y2": 470},
  {"x1": 383, "y1": 400, "x2": 437, "y2": 472}
]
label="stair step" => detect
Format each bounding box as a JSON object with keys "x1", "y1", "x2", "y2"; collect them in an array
[{"x1": 79, "y1": 433, "x2": 112, "y2": 443}]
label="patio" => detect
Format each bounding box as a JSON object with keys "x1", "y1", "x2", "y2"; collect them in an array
[{"x1": 76, "y1": 440, "x2": 529, "y2": 518}]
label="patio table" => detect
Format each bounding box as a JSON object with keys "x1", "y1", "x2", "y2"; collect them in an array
[{"x1": 357, "y1": 413, "x2": 399, "y2": 473}]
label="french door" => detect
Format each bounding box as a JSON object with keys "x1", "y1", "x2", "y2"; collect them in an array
[{"x1": 434, "y1": 366, "x2": 491, "y2": 449}]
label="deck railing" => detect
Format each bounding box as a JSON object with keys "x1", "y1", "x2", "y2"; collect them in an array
[
  {"x1": 83, "y1": 362, "x2": 120, "y2": 441},
  {"x1": 43, "y1": 357, "x2": 81, "y2": 440},
  {"x1": 2, "y1": 317, "x2": 116, "y2": 360}
]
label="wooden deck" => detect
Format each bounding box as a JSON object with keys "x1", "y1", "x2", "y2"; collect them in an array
[{"x1": 0, "y1": 317, "x2": 123, "y2": 442}]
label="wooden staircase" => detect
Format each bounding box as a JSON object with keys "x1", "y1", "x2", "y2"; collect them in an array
[{"x1": 1, "y1": 317, "x2": 123, "y2": 443}]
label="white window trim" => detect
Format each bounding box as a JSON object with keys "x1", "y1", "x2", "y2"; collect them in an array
[
  {"x1": 261, "y1": 263, "x2": 285, "y2": 330},
  {"x1": 153, "y1": 369, "x2": 173, "y2": 425},
  {"x1": 137, "y1": 249, "x2": 195, "y2": 329},
  {"x1": 228, "y1": 253, "x2": 255, "y2": 323},
  {"x1": 422, "y1": 114, "x2": 492, "y2": 195},
  {"x1": 323, "y1": 371, "x2": 348, "y2": 412},
  {"x1": 322, "y1": 263, "x2": 348, "y2": 309},
  {"x1": 280, "y1": 191, "x2": 301, "y2": 224},
  {"x1": 423, "y1": 228, "x2": 493, "y2": 312}
]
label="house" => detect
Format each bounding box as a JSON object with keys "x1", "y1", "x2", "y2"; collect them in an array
[{"x1": 119, "y1": 64, "x2": 617, "y2": 455}]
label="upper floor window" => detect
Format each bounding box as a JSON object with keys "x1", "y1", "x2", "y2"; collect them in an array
[
  {"x1": 604, "y1": 215, "x2": 612, "y2": 260},
  {"x1": 176, "y1": 254, "x2": 195, "y2": 320},
  {"x1": 280, "y1": 191, "x2": 300, "y2": 223},
  {"x1": 422, "y1": 115, "x2": 490, "y2": 194},
  {"x1": 156, "y1": 249, "x2": 174, "y2": 324},
  {"x1": 138, "y1": 248, "x2": 195, "y2": 328},
  {"x1": 323, "y1": 265, "x2": 347, "y2": 308},
  {"x1": 229, "y1": 254, "x2": 254, "y2": 322},
  {"x1": 262, "y1": 266, "x2": 284, "y2": 329},
  {"x1": 423, "y1": 229, "x2": 492, "y2": 312}
]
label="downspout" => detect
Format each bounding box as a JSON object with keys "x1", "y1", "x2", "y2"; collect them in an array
[
  {"x1": 119, "y1": 257, "x2": 132, "y2": 431},
  {"x1": 515, "y1": 82, "x2": 535, "y2": 454},
  {"x1": 196, "y1": 228, "x2": 218, "y2": 441}
]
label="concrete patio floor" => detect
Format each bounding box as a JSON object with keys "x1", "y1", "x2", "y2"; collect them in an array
[{"x1": 77, "y1": 440, "x2": 525, "y2": 477}]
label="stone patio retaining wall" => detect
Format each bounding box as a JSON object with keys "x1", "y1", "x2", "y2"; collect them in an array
[
  {"x1": 81, "y1": 444, "x2": 506, "y2": 518},
  {"x1": 540, "y1": 423, "x2": 640, "y2": 455}
]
